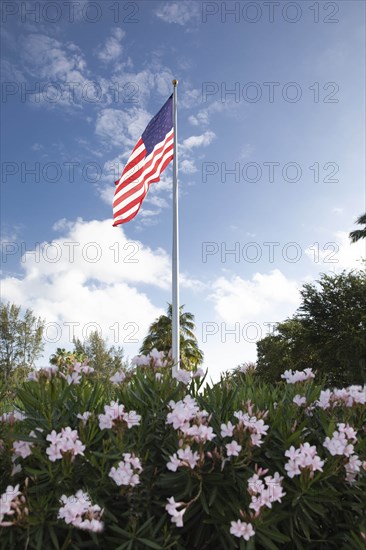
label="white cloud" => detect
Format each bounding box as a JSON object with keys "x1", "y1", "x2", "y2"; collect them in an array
[
  {"x1": 182, "y1": 131, "x2": 216, "y2": 150},
  {"x1": 305, "y1": 231, "x2": 365, "y2": 271},
  {"x1": 194, "y1": 269, "x2": 302, "y2": 381},
  {"x1": 188, "y1": 100, "x2": 243, "y2": 128},
  {"x1": 98, "y1": 185, "x2": 115, "y2": 206},
  {"x1": 209, "y1": 269, "x2": 300, "y2": 322},
  {"x1": 15, "y1": 34, "x2": 94, "y2": 108},
  {"x1": 146, "y1": 195, "x2": 169, "y2": 209},
  {"x1": 97, "y1": 28, "x2": 125, "y2": 63},
  {"x1": 21, "y1": 34, "x2": 87, "y2": 82},
  {"x1": 0, "y1": 219, "x2": 200, "y2": 363},
  {"x1": 240, "y1": 143, "x2": 254, "y2": 160},
  {"x1": 155, "y1": 1, "x2": 199, "y2": 25},
  {"x1": 30, "y1": 142, "x2": 43, "y2": 151},
  {"x1": 101, "y1": 66, "x2": 174, "y2": 109},
  {"x1": 188, "y1": 111, "x2": 209, "y2": 126},
  {"x1": 0, "y1": 219, "x2": 170, "y2": 362},
  {"x1": 95, "y1": 107, "x2": 151, "y2": 148},
  {"x1": 180, "y1": 159, "x2": 198, "y2": 174}
]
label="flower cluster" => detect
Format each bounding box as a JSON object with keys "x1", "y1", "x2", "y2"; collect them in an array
[
  {"x1": 221, "y1": 401, "x2": 269, "y2": 455},
  {"x1": 132, "y1": 348, "x2": 168, "y2": 368},
  {"x1": 316, "y1": 385, "x2": 366, "y2": 409},
  {"x1": 323, "y1": 423, "x2": 362, "y2": 483},
  {"x1": 0, "y1": 485, "x2": 28, "y2": 527},
  {"x1": 293, "y1": 394, "x2": 307, "y2": 407},
  {"x1": 0, "y1": 410, "x2": 26, "y2": 424},
  {"x1": 76, "y1": 411, "x2": 92, "y2": 425},
  {"x1": 165, "y1": 496, "x2": 187, "y2": 528},
  {"x1": 109, "y1": 371, "x2": 126, "y2": 385},
  {"x1": 285, "y1": 442, "x2": 324, "y2": 478},
  {"x1": 166, "y1": 396, "x2": 215, "y2": 471},
  {"x1": 173, "y1": 369, "x2": 192, "y2": 385},
  {"x1": 238, "y1": 363, "x2": 257, "y2": 375},
  {"x1": 230, "y1": 520, "x2": 255, "y2": 541},
  {"x1": 109, "y1": 453, "x2": 143, "y2": 487},
  {"x1": 281, "y1": 368, "x2": 315, "y2": 384},
  {"x1": 58, "y1": 490, "x2": 103, "y2": 533},
  {"x1": 131, "y1": 350, "x2": 203, "y2": 384},
  {"x1": 28, "y1": 366, "x2": 58, "y2": 381},
  {"x1": 98, "y1": 401, "x2": 141, "y2": 430},
  {"x1": 46, "y1": 427, "x2": 85, "y2": 462},
  {"x1": 13, "y1": 430, "x2": 38, "y2": 459},
  {"x1": 166, "y1": 396, "x2": 208, "y2": 433},
  {"x1": 167, "y1": 446, "x2": 200, "y2": 471},
  {"x1": 28, "y1": 361, "x2": 94, "y2": 385},
  {"x1": 247, "y1": 468, "x2": 286, "y2": 515},
  {"x1": 62, "y1": 361, "x2": 95, "y2": 385}
]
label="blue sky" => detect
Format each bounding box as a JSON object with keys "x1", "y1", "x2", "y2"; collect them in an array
[{"x1": 1, "y1": 0, "x2": 365, "y2": 380}]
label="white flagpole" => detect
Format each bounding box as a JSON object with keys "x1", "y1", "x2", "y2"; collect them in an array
[{"x1": 172, "y1": 79, "x2": 180, "y2": 377}]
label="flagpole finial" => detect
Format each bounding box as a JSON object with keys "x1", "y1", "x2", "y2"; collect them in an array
[{"x1": 172, "y1": 79, "x2": 178, "y2": 87}]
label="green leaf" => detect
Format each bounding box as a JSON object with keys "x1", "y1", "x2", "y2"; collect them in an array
[{"x1": 137, "y1": 539, "x2": 162, "y2": 549}]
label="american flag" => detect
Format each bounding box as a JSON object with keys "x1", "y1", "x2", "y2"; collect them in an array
[{"x1": 113, "y1": 95, "x2": 174, "y2": 226}]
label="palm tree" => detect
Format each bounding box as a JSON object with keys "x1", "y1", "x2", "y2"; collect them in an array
[
  {"x1": 349, "y1": 213, "x2": 366, "y2": 243},
  {"x1": 140, "y1": 304, "x2": 204, "y2": 370}
]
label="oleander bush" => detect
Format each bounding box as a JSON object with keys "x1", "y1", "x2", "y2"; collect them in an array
[{"x1": 0, "y1": 353, "x2": 365, "y2": 549}]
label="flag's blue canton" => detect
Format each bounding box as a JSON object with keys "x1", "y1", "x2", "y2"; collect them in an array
[{"x1": 142, "y1": 94, "x2": 173, "y2": 156}]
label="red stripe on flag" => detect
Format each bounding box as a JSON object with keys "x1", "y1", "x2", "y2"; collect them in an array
[{"x1": 113, "y1": 129, "x2": 174, "y2": 226}]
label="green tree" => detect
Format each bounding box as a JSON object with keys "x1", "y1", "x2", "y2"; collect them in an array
[
  {"x1": 349, "y1": 212, "x2": 366, "y2": 243},
  {"x1": 256, "y1": 318, "x2": 319, "y2": 383},
  {"x1": 256, "y1": 270, "x2": 366, "y2": 386},
  {"x1": 0, "y1": 302, "x2": 44, "y2": 383},
  {"x1": 72, "y1": 330, "x2": 127, "y2": 379},
  {"x1": 140, "y1": 304, "x2": 204, "y2": 370},
  {"x1": 298, "y1": 270, "x2": 366, "y2": 386}
]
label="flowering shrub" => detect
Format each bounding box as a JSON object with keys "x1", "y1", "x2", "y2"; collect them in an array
[{"x1": 0, "y1": 352, "x2": 365, "y2": 549}]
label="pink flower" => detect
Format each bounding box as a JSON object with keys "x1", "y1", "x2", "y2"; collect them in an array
[
  {"x1": 285, "y1": 443, "x2": 324, "y2": 477},
  {"x1": 192, "y1": 368, "x2": 205, "y2": 378},
  {"x1": 167, "y1": 453, "x2": 182, "y2": 472},
  {"x1": 13, "y1": 439, "x2": 34, "y2": 459},
  {"x1": 165, "y1": 497, "x2": 186, "y2": 528},
  {"x1": 58, "y1": 490, "x2": 103, "y2": 532},
  {"x1": 98, "y1": 414, "x2": 113, "y2": 430},
  {"x1": 77, "y1": 412, "x2": 92, "y2": 425},
  {"x1": 281, "y1": 368, "x2": 315, "y2": 384},
  {"x1": 110, "y1": 371, "x2": 125, "y2": 385},
  {"x1": 284, "y1": 460, "x2": 301, "y2": 478},
  {"x1": 173, "y1": 369, "x2": 191, "y2": 385},
  {"x1": 66, "y1": 372, "x2": 81, "y2": 385},
  {"x1": 230, "y1": 520, "x2": 255, "y2": 540},
  {"x1": 46, "y1": 427, "x2": 85, "y2": 462},
  {"x1": 186, "y1": 424, "x2": 216, "y2": 443},
  {"x1": 226, "y1": 440, "x2": 242, "y2": 457},
  {"x1": 109, "y1": 453, "x2": 142, "y2": 487},
  {"x1": 250, "y1": 433, "x2": 264, "y2": 447},
  {"x1": 293, "y1": 395, "x2": 307, "y2": 406},
  {"x1": 166, "y1": 396, "x2": 201, "y2": 430},
  {"x1": 220, "y1": 421, "x2": 234, "y2": 438},
  {"x1": 0, "y1": 485, "x2": 21, "y2": 524},
  {"x1": 131, "y1": 354, "x2": 150, "y2": 366},
  {"x1": 98, "y1": 401, "x2": 140, "y2": 430},
  {"x1": 123, "y1": 411, "x2": 141, "y2": 429},
  {"x1": 177, "y1": 446, "x2": 199, "y2": 469}
]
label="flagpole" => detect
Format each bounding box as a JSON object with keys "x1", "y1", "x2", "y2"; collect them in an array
[{"x1": 172, "y1": 79, "x2": 179, "y2": 377}]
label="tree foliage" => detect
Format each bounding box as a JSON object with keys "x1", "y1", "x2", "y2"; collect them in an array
[
  {"x1": 0, "y1": 302, "x2": 44, "y2": 384},
  {"x1": 349, "y1": 212, "x2": 366, "y2": 243},
  {"x1": 140, "y1": 304, "x2": 204, "y2": 370},
  {"x1": 256, "y1": 270, "x2": 366, "y2": 386},
  {"x1": 71, "y1": 330, "x2": 127, "y2": 379}
]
